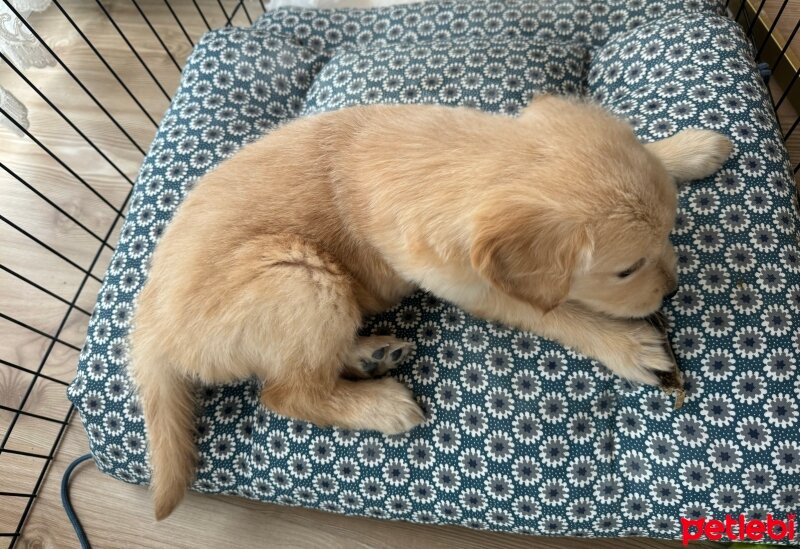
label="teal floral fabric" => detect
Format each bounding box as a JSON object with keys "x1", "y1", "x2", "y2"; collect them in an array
[
  {"x1": 303, "y1": 38, "x2": 587, "y2": 115},
  {"x1": 68, "y1": 0, "x2": 800, "y2": 543},
  {"x1": 255, "y1": 0, "x2": 724, "y2": 51}
]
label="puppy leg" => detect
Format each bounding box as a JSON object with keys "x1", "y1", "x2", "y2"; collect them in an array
[
  {"x1": 261, "y1": 377, "x2": 425, "y2": 434},
  {"x1": 646, "y1": 129, "x2": 732, "y2": 182},
  {"x1": 235, "y1": 235, "x2": 424, "y2": 434},
  {"x1": 460, "y1": 293, "x2": 673, "y2": 385},
  {"x1": 531, "y1": 306, "x2": 675, "y2": 385},
  {"x1": 549, "y1": 312, "x2": 676, "y2": 385},
  {"x1": 342, "y1": 336, "x2": 415, "y2": 379}
]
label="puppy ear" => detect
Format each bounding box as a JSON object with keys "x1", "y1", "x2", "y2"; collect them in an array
[
  {"x1": 645, "y1": 129, "x2": 733, "y2": 182},
  {"x1": 470, "y1": 203, "x2": 587, "y2": 313}
]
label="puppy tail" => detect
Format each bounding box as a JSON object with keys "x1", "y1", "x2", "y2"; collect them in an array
[{"x1": 136, "y1": 359, "x2": 196, "y2": 521}]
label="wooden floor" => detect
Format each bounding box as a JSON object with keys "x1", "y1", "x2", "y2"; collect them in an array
[
  {"x1": 0, "y1": 0, "x2": 796, "y2": 548},
  {"x1": 748, "y1": 0, "x2": 800, "y2": 171},
  {"x1": 16, "y1": 414, "x2": 717, "y2": 549}
]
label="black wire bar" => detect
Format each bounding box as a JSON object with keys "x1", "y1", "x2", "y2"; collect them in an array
[{"x1": 0, "y1": 2, "x2": 269, "y2": 545}]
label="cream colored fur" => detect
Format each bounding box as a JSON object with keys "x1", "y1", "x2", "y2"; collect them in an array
[{"x1": 129, "y1": 96, "x2": 732, "y2": 519}]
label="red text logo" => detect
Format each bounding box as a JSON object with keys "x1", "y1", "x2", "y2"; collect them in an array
[{"x1": 681, "y1": 514, "x2": 796, "y2": 545}]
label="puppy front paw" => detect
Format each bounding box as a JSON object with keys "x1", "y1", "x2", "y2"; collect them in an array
[{"x1": 596, "y1": 320, "x2": 676, "y2": 386}]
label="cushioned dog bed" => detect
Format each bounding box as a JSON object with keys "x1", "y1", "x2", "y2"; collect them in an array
[{"x1": 69, "y1": 0, "x2": 800, "y2": 542}]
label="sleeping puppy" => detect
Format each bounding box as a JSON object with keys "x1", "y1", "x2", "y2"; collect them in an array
[{"x1": 129, "y1": 96, "x2": 731, "y2": 519}]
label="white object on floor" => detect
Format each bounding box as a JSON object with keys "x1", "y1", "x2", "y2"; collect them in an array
[
  {"x1": 0, "y1": 0, "x2": 55, "y2": 68},
  {"x1": 0, "y1": 0, "x2": 53, "y2": 137},
  {"x1": 0, "y1": 86, "x2": 29, "y2": 136}
]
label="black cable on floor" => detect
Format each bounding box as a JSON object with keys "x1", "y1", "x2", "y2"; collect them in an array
[{"x1": 61, "y1": 453, "x2": 93, "y2": 549}]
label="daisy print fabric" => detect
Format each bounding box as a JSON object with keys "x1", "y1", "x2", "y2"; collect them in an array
[
  {"x1": 69, "y1": 0, "x2": 800, "y2": 543},
  {"x1": 303, "y1": 38, "x2": 587, "y2": 115}
]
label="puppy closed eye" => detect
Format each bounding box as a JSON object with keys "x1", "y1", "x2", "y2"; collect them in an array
[{"x1": 617, "y1": 258, "x2": 645, "y2": 279}]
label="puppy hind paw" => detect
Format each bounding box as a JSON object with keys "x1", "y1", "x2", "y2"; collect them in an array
[
  {"x1": 358, "y1": 378, "x2": 425, "y2": 434},
  {"x1": 375, "y1": 380, "x2": 426, "y2": 434},
  {"x1": 344, "y1": 336, "x2": 415, "y2": 378}
]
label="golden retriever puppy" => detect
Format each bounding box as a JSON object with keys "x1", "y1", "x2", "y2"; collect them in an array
[{"x1": 129, "y1": 96, "x2": 731, "y2": 519}]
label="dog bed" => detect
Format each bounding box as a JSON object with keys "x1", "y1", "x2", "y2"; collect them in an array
[{"x1": 69, "y1": 0, "x2": 800, "y2": 542}]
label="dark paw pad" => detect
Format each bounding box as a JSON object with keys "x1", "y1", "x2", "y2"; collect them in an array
[
  {"x1": 371, "y1": 347, "x2": 386, "y2": 360},
  {"x1": 361, "y1": 360, "x2": 379, "y2": 374}
]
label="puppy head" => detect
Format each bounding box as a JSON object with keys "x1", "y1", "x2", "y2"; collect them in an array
[
  {"x1": 567, "y1": 209, "x2": 679, "y2": 319},
  {"x1": 471, "y1": 96, "x2": 728, "y2": 318}
]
